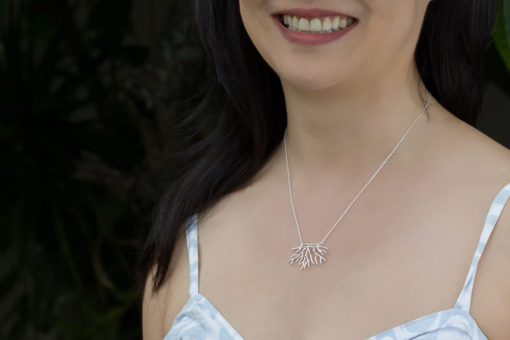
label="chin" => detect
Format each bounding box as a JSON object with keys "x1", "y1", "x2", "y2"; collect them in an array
[{"x1": 280, "y1": 69, "x2": 348, "y2": 91}]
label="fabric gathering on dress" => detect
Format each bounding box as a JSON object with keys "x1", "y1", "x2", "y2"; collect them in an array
[{"x1": 164, "y1": 181, "x2": 510, "y2": 340}]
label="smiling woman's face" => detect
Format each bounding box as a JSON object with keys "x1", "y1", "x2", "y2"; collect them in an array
[{"x1": 239, "y1": 0, "x2": 431, "y2": 91}]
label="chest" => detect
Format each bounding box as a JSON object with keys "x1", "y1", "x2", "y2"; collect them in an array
[{"x1": 193, "y1": 181, "x2": 510, "y2": 339}]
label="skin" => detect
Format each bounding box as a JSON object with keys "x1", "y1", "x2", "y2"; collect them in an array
[
  {"x1": 143, "y1": 1, "x2": 510, "y2": 339},
  {"x1": 240, "y1": 0, "x2": 433, "y2": 182}
]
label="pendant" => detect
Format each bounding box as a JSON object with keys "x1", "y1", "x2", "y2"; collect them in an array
[{"x1": 288, "y1": 242, "x2": 328, "y2": 270}]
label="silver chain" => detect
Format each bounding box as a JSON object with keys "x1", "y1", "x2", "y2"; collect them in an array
[{"x1": 284, "y1": 93, "x2": 431, "y2": 247}]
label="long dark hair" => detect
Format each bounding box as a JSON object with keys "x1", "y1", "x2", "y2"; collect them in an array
[{"x1": 137, "y1": 0, "x2": 499, "y2": 291}]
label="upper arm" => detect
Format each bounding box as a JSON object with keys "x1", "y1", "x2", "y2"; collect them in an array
[
  {"x1": 142, "y1": 230, "x2": 190, "y2": 340},
  {"x1": 475, "y1": 179, "x2": 510, "y2": 339},
  {"x1": 142, "y1": 268, "x2": 167, "y2": 340}
]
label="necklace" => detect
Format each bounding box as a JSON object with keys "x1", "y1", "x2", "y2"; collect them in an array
[{"x1": 285, "y1": 93, "x2": 431, "y2": 270}]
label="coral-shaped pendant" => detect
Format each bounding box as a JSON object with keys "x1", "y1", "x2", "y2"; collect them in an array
[{"x1": 288, "y1": 243, "x2": 328, "y2": 270}]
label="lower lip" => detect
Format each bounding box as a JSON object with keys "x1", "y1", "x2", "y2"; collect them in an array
[{"x1": 272, "y1": 15, "x2": 357, "y2": 46}]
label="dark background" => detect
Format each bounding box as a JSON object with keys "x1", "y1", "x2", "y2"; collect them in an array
[{"x1": 1, "y1": 1, "x2": 509, "y2": 339}]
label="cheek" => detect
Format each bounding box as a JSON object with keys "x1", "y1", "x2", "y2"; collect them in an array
[
  {"x1": 362, "y1": 1, "x2": 424, "y2": 58},
  {"x1": 239, "y1": 2, "x2": 269, "y2": 57},
  {"x1": 239, "y1": 0, "x2": 268, "y2": 48},
  {"x1": 239, "y1": 0, "x2": 288, "y2": 78}
]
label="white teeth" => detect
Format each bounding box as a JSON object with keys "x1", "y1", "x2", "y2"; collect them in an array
[
  {"x1": 309, "y1": 18, "x2": 321, "y2": 32},
  {"x1": 338, "y1": 17, "x2": 347, "y2": 29},
  {"x1": 332, "y1": 16, "x2": 340, "y2": 30},
  {"x1": 298, "y1": 17, "x2": 309, "y2": 31},
  {"x1": 282, "y1": 14, "x2": 355, "y2": 33},
  {"x1": 291, "y1": 15, "x2": 299, "y2": 28},
  {"x1": 322, "y1": 17, "x2": 332, "y2": 31}
]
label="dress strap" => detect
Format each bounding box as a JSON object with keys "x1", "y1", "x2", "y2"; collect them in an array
[
  {"x1": 454, "y1": 182, "x2": 510, "y2": 312},
  {"x1": 185, "y1": 213, "x2": 199, "y2": 297}
]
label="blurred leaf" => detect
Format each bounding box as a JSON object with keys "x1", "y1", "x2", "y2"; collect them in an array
[{"x1": 494, "y1": 0, "x2": 510, "y2": 71}]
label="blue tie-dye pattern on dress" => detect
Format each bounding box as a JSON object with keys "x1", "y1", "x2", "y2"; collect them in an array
[{"x1": 164, "y1": 182, "x2": 510, "y2": 340}]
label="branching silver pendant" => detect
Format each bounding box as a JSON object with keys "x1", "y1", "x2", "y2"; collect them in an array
[
  {"x1": 283, "y1": 95, "x2": 430, "y2": 272},
  {"x1": 288, "y1": 243, "x2": 328, "y2": 270}
]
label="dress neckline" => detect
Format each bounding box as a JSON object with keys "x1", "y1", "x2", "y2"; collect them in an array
[
  {"x1": 174, "y1": 291, "x2": 487, "y2": 339},
  {"x1": 171, "y1": 181, "x2": 510, "y2": 339}
]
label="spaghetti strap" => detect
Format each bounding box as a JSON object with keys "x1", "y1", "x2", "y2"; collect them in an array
[
  {"x1": 454, "y1": 182, "x2": 510, "y2": 312},
  {"x1": 185, "y1": 213, "x2": 199, "y2": 297}
]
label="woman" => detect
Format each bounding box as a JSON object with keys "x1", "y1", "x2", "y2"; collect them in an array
[{"x1": 140, "y1": 0, "x2": 510, "y2": 339}]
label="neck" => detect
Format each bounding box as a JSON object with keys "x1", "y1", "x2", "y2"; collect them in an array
[{"x1": 277, "y1": 64, "x2": 433, "y2": 186}]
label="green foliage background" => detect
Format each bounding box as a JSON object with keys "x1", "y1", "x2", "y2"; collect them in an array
[
  {"x1": 0, "y1": 0, "x2": 203, "y2": 339},
  {"x1": 0, "y1": 0, "x2": 509, "y2": 339}
]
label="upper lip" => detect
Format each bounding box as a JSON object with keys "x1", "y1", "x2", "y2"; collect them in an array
[{"x1": 273, "y1": 7, "x2": 355, "y2": 19}]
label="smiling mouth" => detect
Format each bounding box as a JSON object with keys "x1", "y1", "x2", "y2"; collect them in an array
[{"x1": 277, "y1": 14, "x2": 357, "y2": 34}]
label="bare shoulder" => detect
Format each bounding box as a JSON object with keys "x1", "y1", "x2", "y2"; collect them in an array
[
  {"x1": 437, "y1": 106, "x2": 510, "y2": 163},
  {"x1": 475, "y1": 163, "x2": 510, "y2": 339},
  {"x1": 444, "y1": 113, "x2": 510, "y2": 339},
  {"x1": 429, "y1": 106, "x2": 510, "y2": 184},
  {"x1": 142, "y1": 228, "x2": 190, "y2": 340}
]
